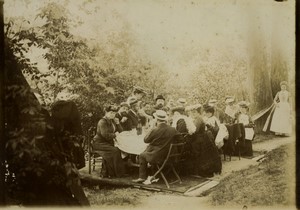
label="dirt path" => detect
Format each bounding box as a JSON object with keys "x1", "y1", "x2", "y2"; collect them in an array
[
  {"x1": 253, "y1": 136, "x2": 294, "y2": 152},
  {"x1": 130, "y1": 135, "x2": 295, "y2": 210},
  {"x1": 217, "y1": 135, "x2": 294, "y2": 180}
]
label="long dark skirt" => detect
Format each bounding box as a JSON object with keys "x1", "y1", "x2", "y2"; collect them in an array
[
  {"x1": 93, "y1": 142, "x2": 125, "y2": 178},
  {"x1": 190, "y1": 132, "x2": 222, "y2": 177}
]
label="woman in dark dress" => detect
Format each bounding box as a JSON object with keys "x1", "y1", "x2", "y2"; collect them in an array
[
  {"x1": 115, "y1": 102, "x2": 132, "y2": 131},
  {"x1": 93, "y1": 105, "x2": 125, "y2": 178},
  {"x1": 186, "y1": 104, "x2": 222, "y2": 177}
]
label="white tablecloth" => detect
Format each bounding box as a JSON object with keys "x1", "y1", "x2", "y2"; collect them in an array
[{"x1": 115, "y1": 130, "x2": 148, "y2": 155}]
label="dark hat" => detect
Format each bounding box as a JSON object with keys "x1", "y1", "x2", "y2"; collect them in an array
[
  {"x1": 127, "y1": 96, "x2": 138, "y2": 106},
  {"x1": 280, "y1": 81, "x2": 288, "y2": 87},
  {"x1": 203, "y1": 104, "x2": 215, "y2": 114},
  {"x1": 120, "y1": 102, "x2": 130, "y2": 108},
  {"x1": 155, "y1": 94, "x2": 165, "y2": 101},
  {"x1": 133, "y1": 86, "x2": 147, "y2": 94},
  {"x1": 104, "y1": 104, "x2": 118, "y2": 112}
]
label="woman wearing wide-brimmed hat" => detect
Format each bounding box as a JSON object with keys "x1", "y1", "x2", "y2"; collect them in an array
[
  {"x1": 223, "y1": 96, "x2": 239, "y2": 124},
  {"x1": 269, "y1": 81, "x2": 292, "y2": 136}
]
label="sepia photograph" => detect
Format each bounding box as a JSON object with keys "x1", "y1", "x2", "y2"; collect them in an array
[{"x1": 0, "y1": 0, "x2": 296, "y2": 209}]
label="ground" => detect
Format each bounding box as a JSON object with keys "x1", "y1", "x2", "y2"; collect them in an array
[{"x1": 83, "y1": 134, "x2": 295, "y2": 209}]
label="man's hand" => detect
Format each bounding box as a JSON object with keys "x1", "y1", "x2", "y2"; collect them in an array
[
  {"x1": 121, "y1": 117, "x2": 128, "y2": 123},
  {"x1": 150, "y1": 118, "x2": 157, "y2": 129},
  {"x1": 114, "y1": 118, "x2": 120, "y2": 124}
]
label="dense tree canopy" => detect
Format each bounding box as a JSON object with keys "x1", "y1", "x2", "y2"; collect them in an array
[{"x1": 4, "y1": 0, "x2": 294, "y2": 122}]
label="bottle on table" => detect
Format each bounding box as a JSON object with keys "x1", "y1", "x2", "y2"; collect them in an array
[{"x1": 136, "y1": 120, "x2": 142, "y2": 135}]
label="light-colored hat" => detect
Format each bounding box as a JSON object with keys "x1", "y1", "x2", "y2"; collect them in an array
[
  {"x1": 127, "y1": 96, "x2": 138, "y2": 106},
  {"x1": 177, "y1": 98, "x2": 186, "y2": 105},
  {"x1": 153, "y1": 110, "x2": 168, "y2": 121},
  {"x1": 280, "y1": 81, "x2": 288, "y2": 87},
  {"x1": 225, "y1": 96, "x2": 235, "y2": 104},
  {"x1": 185, "y1": 104, "x2": 202, "y2": 112},
  {"x1": 120, "y1": 102, "x2": 130, "y2": 108},
  {"x1": 208, "y1": 99, "x2": 218, "y2": 107},
  {"x1": 133, "y1": 86, "x2": 147, "y2": 94},
  {"x1": 238, "y1": 101, "x2": 250, "y2": 108},
  {"x1": 208, "y1": 99, "x2": 218, "y2": 104}
]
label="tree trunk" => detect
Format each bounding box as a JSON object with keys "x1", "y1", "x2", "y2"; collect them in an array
[
  {"x1": 270, "y1": 3, "x2": 289, "y2": 97},
  {"x1": 246, "y1": 5, "x2": 274, "y2": 133},
  {"x1": 0, "y1": 0, "x2": 6, "y2": 205}
]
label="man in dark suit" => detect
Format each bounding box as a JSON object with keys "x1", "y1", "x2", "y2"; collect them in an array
[
  {"x1": 153, "y1": 95, "x2": 165, "y2": 110},
  {"x1": 127, "y1": 97, "x2": 140, "y2": 129},
  {"x1": 151, "y1": 94, "x2": 168, "y2": 115},
  {"x1": 132, "y1": 110, "x2": 180, "y2": 183}
]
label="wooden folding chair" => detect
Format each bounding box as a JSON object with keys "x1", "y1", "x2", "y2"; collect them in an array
[
  {"x1": 90, "y1": 152, "x2": 103, "y2": 172},
  {"x1": 223, "y1": 123, "x2": 244, "y2": 161},
  {"x1": 151, "y1": 142, "x2": 187, "y2": 188},
  {"x1": 87, "y1": 127, "x2": 103, "y2": 174},
  {"x1": 223, "y1": 139, "x2": 240, "y2": 161}
]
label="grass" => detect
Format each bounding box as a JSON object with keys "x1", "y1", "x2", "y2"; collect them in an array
[
  {"x1": 206, "y1": 142, "x2": 295, "y2": 207},
  {"x1": 83, "y1": 185, "x2": 158, "y2": 207}
]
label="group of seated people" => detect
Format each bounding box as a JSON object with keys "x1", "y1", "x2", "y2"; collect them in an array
[{"x1": 92, "y1": 86, "x2": 255, "y2": 184}]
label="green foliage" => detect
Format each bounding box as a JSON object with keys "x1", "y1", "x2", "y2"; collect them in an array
[
  {"x1": 183, "y1": 53, "x2": 249, "y2": 109},
  {"x1": 4, "y1": 14, "x2": 83, "y2": 205},
  {"x1": 4, "y1": 3, "x2": 171, "y2": 203},
  {"x1": 5, "y1": 1, "x2": 170, "y2": 135},
  {"x1": 4, "y1": 81, "x2": 81, "y2": 204}
]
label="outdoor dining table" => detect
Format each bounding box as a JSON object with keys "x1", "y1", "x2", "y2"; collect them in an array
[{"x1": 115, "y1": 130, "x2": 149, "y2": 155}]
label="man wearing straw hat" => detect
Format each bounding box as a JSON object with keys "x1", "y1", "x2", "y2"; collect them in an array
[
  {"x1": 132, "y1": 110, "x2": 181, "y2": 183},
  {"x1": 127, "y1": 96, "x2": 141, "y2": 130}
]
